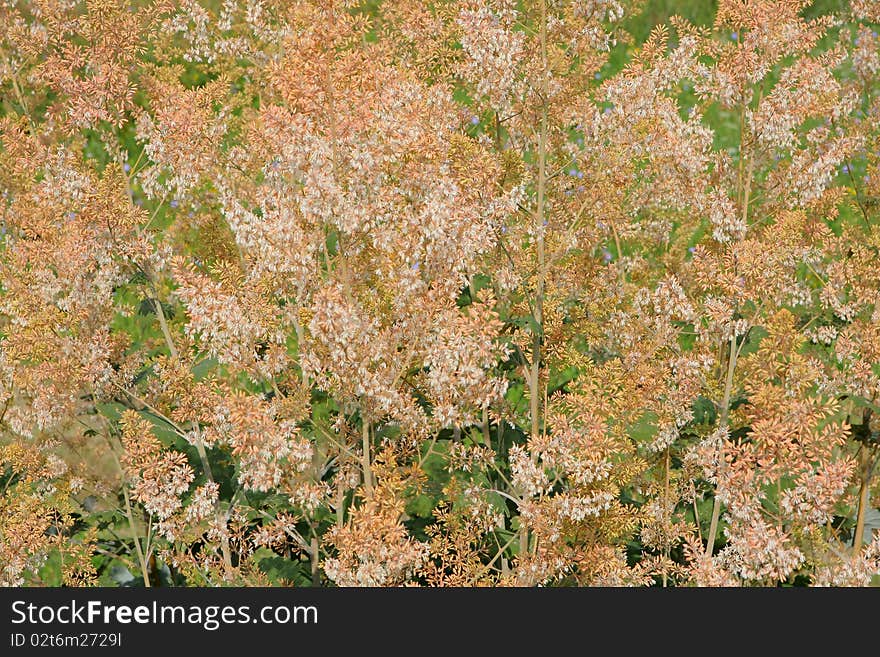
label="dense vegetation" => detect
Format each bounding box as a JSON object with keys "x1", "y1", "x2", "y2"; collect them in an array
[{"x1": 1, "y1": 0, "x2": 880, "y2": 587}]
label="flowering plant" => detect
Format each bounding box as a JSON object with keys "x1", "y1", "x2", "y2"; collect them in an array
[{"x1": 1, "y1": 0, "x2": 879, "y2": 587}]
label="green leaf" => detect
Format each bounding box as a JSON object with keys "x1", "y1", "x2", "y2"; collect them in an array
[
  {"x1": 406, "y1": 494, "x2": 436, "y2": 519},
  {"x1": 628, "y1": 412, "x2": 658, "y2": 444},
  {"x1": 254, "y1": 548, "x2": 307, "y2": 585}
]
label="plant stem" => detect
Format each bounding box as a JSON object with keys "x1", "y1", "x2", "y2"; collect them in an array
[
  {"x1": 519, "y1": 0, "x2": 550, "y2": 581},
  {"x1": 362, "y1": 419, "x2": 374, "y2": 499},
  {"x1": 122, "y1": 487, "x2": 151, "y2": 587},
  {"x1": 853, "y1": 446, "x2": 876, "y2": 553},
  {"x1": 663, "y1": 446, "x2": 671, "y2": 587},
  {"x1": 153, "y1": 295, "x2": 178, "y2": 360},
  {"x1": 531, "y1": 0, "x2": 547, "y2": 442},
  {"x1": 482, "y1": 406, "x2": 492, "y2": 451},
  {"x1": 706, "y1": 332, "x2": 738, "y2": 556},
  {"x1": 335, "y1": 479, "x2": 345, "y2": 530},
  {"x1": 310, "y1": 534, "x2": 320, "y2": 586}
]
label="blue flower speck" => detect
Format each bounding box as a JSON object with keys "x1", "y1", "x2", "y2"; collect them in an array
[
  {"x1": 470, "y1": 116, "x2": 480, "y2": 125},
  {"x1": 170, "y1": 199, "x2": 179, "y2": 208},
  {"x1": 123, "y1": 163, "x2": 130, "y2": 173},
  {"x1": 602, "y1": 249, "x2": 612, "y2": 262},
  {"x1": 731, "y1": 32, "x2": 738, "y2": 41}
]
